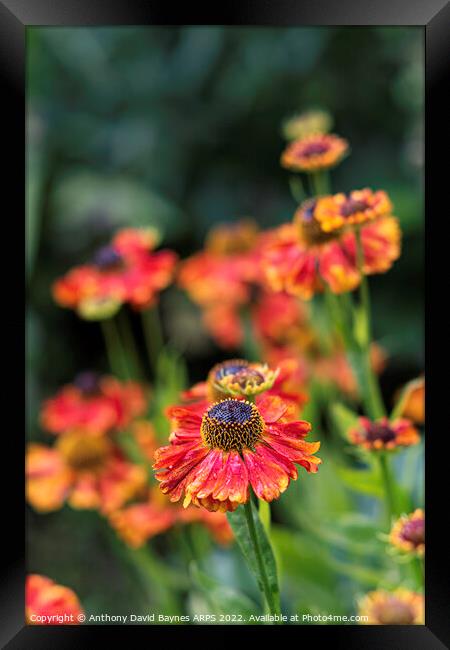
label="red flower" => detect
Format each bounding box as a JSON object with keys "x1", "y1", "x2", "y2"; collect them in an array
[
  {"x1": 53, "y1": 228, "x2": 177, "y2": 317},
  {"x1": 262, "y1": 199, "x2": 401, "y2": 299},
  {"x1": 26, "y1": 575, "x2": 84, "y2": 625},
  {"x1": 40, "y1": 373, "x2": 147, "y2": 436},
  {"x1": 252, "y1": 291, "x2": 312, "y2": 349},
  {"x1": 154, "y1": 394, "x2": 320, "y2": 512}
]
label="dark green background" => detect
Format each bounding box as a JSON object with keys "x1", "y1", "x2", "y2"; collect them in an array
[{"x1": 26, "y1": 27, "x2": 424, "y2": 619}]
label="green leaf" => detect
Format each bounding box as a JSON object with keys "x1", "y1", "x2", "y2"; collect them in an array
[
  {"x1": 190, "y1": 563, "x2": 258, "y2": 621},
  {"x1": 227, "y1": 501, "x2": 280, "y2": 610},
  {"x1": 353, "y1": 305, "x2": 369, "y2": 347},
  {"x1": 335, "y1": 465, "x2": 384, "y2": 497},
  {"x1": 329, "y1": 402, "x2": 359, "y2": 441}
]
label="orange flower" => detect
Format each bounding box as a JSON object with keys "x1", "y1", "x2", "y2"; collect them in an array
[
  {"x1": 252, "y1": 291, "x2": 312, "y2": 349},
  {"x1": 280, "y1": 133, "x2": 348, "y2": 172},
  {"x1": 314, "y1": 189, "x2": 392, "y2": 232},
  {"x1": 178, "y1": 507, "x2": 234, "y2": 545},
  {"x1": 397, "y1": 377, "x2": 425, "y2": 425},
  {"x1": 154, "y1": 394, "x2": 320, "y2": 512},
  {"x1": 205, "y1": 220, "x2": 259, "y2": 260},
  {"x1": 348, "y1": 417, "x2": 420, "y2": 451},
  {"x1": 178, "y1": 220, "x2": 260, "y2": 349},
  {"x1": 26, "y1": 574, "x2": 84, "y2": 625},
  {"x1": 262, "y1": 199, "x2": 401, "y2": 299},
  {"x1": 26, "y1": 436, "x2": 146, "y2": 514},
  {"x1": 179, "y1": 252, "x2": 250, "y2": 307},
  {"x1": 109, "y1": 487, "x2": 233, "y2": 548},
  {"x1": 389, "y1": 509, "x2": 425, "y2": 556},
  {"x1": 40, "y1": 373, "x2": 147, "y2": 436},
  {"x1": 358, "y1": 589, "x2": 424, "y2": 625},
  {"x1": 202, "y1": 303, "x2": 244, "y2": 349},
  {"x1": 130, "y1": 419, "x2": 158, "y2": 462},
  {"x1": 262, "y1": 348, "x2": 309, "y2": 397},
  {"x1": 53, "y1": 228, "x2": 177, "y2": 317},
  {"x1": 108, "y1": 489, "x2": 177, "y2": 548}
]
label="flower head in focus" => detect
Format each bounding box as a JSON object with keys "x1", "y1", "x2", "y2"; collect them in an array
[
  {"x1": 208, "y1": 359, "x2": 279, "y2": 399},
  {"x1": 53, "y1": 228, "x2": 177, "y2": 318},
  {"x1": 281, "y1": 134, "x2": 348, "y2": 173},
  {"x1": 348, "y1": 417, "x2": 420, "y2": 451},
  {"x1": 26, "y1": 436, "x2": 147, "y2": 514},
  {"x1": 358, "y1": 589, "x2": 424, "y2": 625},
  {"x1": 40, "y1": 373, "x2": 147, "y2": 436},
  {"x1": 154, "y1": 394, "x2": 320, "y2": 512},
  {"x1": 282, "y1": 109, "x2": 333, "y2": 141},
  {"x1": 262, "y1": 198, "x2": 401, "y2": 299},
  {"x1": 389, "y1": 509, "x2": 425, "y2": 556},
  {"x1": 314, "y1": 189, "x2": 392, "y2": 232},
  {"x1": 181, "y1": 357, "x2": 308, "y2": 414},
  {"x1": 26, "y1": 575, "x2": 84, "y2": 625}
]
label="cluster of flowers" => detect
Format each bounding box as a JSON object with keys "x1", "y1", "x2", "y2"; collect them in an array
[
  {"x1": 27, "y1": 109, "x2": 425, "y2": 625},
  {"x1": 26, "y1": 372, "x2": 233, "y2": 551}
]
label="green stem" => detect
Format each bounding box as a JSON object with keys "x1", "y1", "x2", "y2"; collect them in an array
[
  {"x1": 116, "y1": 431, "x2": 153, "y2": 476},
  {"x1": 141, "y1": 307, "x2": 164, "y2": 375},
  {"x1": 411, "y1": 556, "x2": 424, "y2": 588},
  {"x1": 310, "y1": 171, "x2": 329, "y2": 197},
  {"x1": 378, "y1": 453, "x2": 397, "y2": 527},
  {"x1": 125, "y1": 544, "x2": 182, "y2": 616},
  {"x1": 104, "y1": 521, "x2": 185, "y2": 617},
  {"x1": 259, "y1": 499, "x2": 271, "y2": 534},
  {"x1": 241, "y1": 309, "x2": 262, "y2": 362},
  {"x1": 100, "y1": 318, "x2": 130, "y2": 380},
  {"x1": 243, "y1": 500, "x2": 281, "y2": 619},
  {"x1": 353, "y1": 228, "x2": 385, "y2": 419},
  {"x1": 117, "y1": 310, "x2": 144, "y2": 380},
  {"x1": 288, "y1": 175, "x2": 306, "y2": 204}
]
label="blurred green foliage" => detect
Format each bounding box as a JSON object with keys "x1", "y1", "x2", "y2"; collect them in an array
[{"x1": 26, "y1": 27, "x2": 424, "y2": 623}]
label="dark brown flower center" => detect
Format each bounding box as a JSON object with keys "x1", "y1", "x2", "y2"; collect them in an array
[
  {"x1": 214, "y1": 360, "x2": 249, "y2": 381},
  {"x1": 301, "y1": 142, "x2": 329, "y2": 157},
  {"x1": 340, "y1": 197, "x2": 368, "y2": 217},
  {"x1": 58, "y1": 433, "x2": 110, "y2": 473},
  {"x1": 74, "y1": 371, "x2": 101, "y2": 396},
  {"x1": 377, "y1": 600, "x2": 415, "y2": 625},
  {"x1": 401, "y1": 519, "x2": 425, "y2": 546},
  {"x1": 365, "y1": 423, "x2": 396, "y2": 444},
  {"x1": 200, "y1": 399, "x2": 264, "y2": 452},
  {"x1": 297, "y1": 200, "x2": 338, "y2": 245},
  {"x1": 92, "y1": 246, "x2": 124, "y2": 271},
  {"x1": 232, "y1": 369, "x2": 265, "y2": 389}
]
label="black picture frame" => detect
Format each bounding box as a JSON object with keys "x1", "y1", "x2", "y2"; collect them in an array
[{"x1": 4, "y1": 0, "x2": 449, "y2": 645}]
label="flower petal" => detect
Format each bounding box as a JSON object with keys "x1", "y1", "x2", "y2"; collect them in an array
[
  {"x1": 211, "y1": 451, "x2": 249, "y2": 504},
  {"x1": 243, "y1": 446, "x2": 290, "y2": 502}
]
